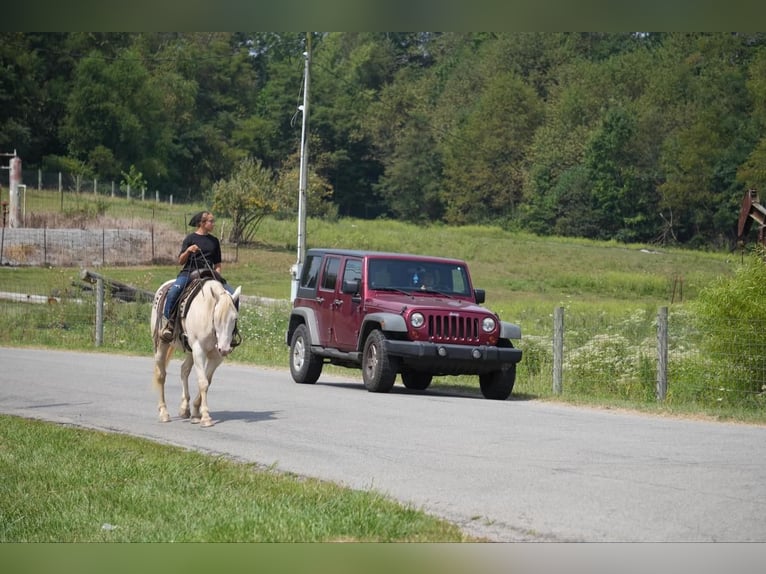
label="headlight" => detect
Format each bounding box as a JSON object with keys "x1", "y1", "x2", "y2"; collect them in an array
[
  {"x1": 481, "y1": 317, "x2": 496, "y2": 333},
  {"x1": 411, "y1": 312, "x2": 425, "y2": 328}
]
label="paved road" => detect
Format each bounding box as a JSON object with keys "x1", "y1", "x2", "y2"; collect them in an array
[{"x1": 1, "y1": 346, "x2": 765, "y2": 542}]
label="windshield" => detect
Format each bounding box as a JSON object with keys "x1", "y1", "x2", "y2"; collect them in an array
[{"x1": 367, "y1": 258, "x2": 471, "y2": 296}]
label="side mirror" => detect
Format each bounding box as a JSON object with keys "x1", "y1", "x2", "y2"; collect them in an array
[
  {"x1": 342, "y1": 279, "x2": 360, "y2": 294},
  {"x1": 474, "y1": 288, "x2": 485, "y2": 304}
]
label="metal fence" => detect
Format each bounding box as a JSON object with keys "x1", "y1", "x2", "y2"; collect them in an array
[
  {"x1": 514, "y1": 306, "x2": 765, "y2": 407},
  {"x1": 0, "y1": 273, "x2": 763, "y2": 408},
  {"x1": 18, "y1": 169, "x2": 179, "y2": 203},
  {"x1": 0, "y1": 227, "x2": 167, "y2": 267}
]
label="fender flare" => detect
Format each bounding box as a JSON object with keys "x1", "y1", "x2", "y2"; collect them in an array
[
  {"x1": 288, "y1": 307, "x2": 321, "y2": 345},
  {"x1": 500, "y1": 321, "x2": 522, "y2": 340},
  {"x1": 362, "y1": 312, "x2": 408, "y2": 334}
]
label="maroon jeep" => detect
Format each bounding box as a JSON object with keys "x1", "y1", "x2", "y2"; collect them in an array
[{"x1": 286, "y1": 248, "x2": 522, "y2": 400}]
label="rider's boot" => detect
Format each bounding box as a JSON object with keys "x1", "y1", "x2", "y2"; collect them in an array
[{"x1": 160, "y1": 316, "x2": 174, "y2": 343}]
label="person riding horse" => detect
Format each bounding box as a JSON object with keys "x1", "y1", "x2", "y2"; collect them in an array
[{"x1": 160, "y1": 211, "x2": 237, "y2": 343}]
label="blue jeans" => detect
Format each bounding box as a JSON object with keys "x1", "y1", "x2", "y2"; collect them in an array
[{"x1": 163, "y1": 273, "x2": 237, "y2": 319}]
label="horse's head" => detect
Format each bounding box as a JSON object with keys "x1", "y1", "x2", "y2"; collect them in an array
[{"x1": 214, "y1": 285, "x2": 241, "y2": 356}]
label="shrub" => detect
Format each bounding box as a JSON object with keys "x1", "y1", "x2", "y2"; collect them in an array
[{"x1": 690, "y1": 246, "x2": 766, "y2": 400}]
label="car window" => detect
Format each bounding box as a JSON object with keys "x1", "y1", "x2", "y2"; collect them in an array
[
  {"x1": 343, "y1": 258, "x2": 362, "y2": 285},
  {"x1": 320, "y1": 256, "x2": 341, "y2": 291},
  {"x1": 301, "y1": 254, "x2": 322, "y2": 288},
  {"x1": 368, "y1": 259, "x2": 392, "y2": 288}
]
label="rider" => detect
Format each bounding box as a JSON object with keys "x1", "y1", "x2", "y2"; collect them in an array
[{"x1": 160, "y1": 210, "x2": 236, "y2": 342}]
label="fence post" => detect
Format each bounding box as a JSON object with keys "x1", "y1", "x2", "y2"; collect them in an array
[
  {"x1": 657, "y1": 306, "x2": 668, "y2": 401},
  {"x1": 553, "y1": 306, "x2": 564, "y2": 395},
  {"x1": 95, "y1": 277, "x2": 104, "y2": 347}
]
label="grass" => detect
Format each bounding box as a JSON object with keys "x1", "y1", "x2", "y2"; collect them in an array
[{"x1": 0, "y1": 414, "x2": 470, "y2": 542}]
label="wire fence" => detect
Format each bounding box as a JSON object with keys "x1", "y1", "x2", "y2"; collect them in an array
[
  {"x1": 513, "y1": 306, "x2": 766, "y2": 408},
  {"x1": 16, "y1": 169, "x2": 181, "y2": 203},
  {"x1": 0, "y1": 271, "x2": 763, "y2": 410}
]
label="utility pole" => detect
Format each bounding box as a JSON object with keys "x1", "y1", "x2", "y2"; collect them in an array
[{"x1": 291, "y1": 33, "x2": 311, "y2": 302}]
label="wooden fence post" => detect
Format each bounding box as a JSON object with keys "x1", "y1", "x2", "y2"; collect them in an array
[
  {"x1": 657, "y1": 306, "x2": 668, "y2": 401},
  {"x1": 553, "y1": 306, "x2": 564, "y2": 395},
  {"x1": 95, "y1": 277, "x2": 104, "y2": 347}
]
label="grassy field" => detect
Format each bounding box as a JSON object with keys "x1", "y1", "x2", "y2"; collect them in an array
[{"x1": 0, "y1": 190, "x2": 750, "y2": 413}]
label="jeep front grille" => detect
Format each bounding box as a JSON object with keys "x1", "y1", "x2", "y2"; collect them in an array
[{"x1": 426, "y1": 314, "x2": 480, "y2": 343}]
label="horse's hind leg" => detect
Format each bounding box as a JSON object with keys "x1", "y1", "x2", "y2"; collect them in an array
[
  {"x1": 153, "y1": 344, "x2": 173, "y2": 423},
  {"x1": 178, "y1": 351, "x2": 193, "y2": 419}
]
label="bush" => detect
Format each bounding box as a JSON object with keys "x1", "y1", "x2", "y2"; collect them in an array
[{"x1": 690, "y1": 246, "x2": 766, "y2": 400}]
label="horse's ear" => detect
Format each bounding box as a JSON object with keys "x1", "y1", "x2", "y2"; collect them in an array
[{"x1": 232, "y1": 286, "x2": 241, "y2": 303}]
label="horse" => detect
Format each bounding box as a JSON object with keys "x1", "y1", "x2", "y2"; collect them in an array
[{"x1": 150, "y1": 277, "x2": 241, "y2": 427}]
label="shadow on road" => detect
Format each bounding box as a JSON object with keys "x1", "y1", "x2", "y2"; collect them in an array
[
  {"x1": 315, "y1": 380, "x2": 539, "y2": 402},
  {"x1": 209, "y1": 409, "x2": 279, "y2": 424}
]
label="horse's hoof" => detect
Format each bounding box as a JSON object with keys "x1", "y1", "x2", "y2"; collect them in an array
[
  {"x1": 179, "y1": 409, "x2": 191, "y2": 419},
  {"x1": 190, "y1": 417, "x2": 201, "y2": 424},
  {"x1": 201, "y1": 419, "x2": 214, "y2": 428},
  {"x1": 159, "y1": 414, "x2": 171, "y2": 423}
]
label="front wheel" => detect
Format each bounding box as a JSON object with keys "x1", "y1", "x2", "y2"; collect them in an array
[
  {"x1": 289, "y1": 324, "x2": 323, "y2": 384},
  {"x1": 401, "y1": 370, "x2": 433, "y2": 390},
  {"x1": 362, "y1": 330, "x2": 398, "y2": 393},
  {"x1": 479, "y1": 363, "x2": 516, "y2": 400}
]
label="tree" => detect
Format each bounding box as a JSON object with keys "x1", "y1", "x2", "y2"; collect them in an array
[
  {"x1": 211, "y1": 157, "x2": 278, "y2": 243},
  {"x1": 60, "y1": 45, "x2": 174, "y2": 189},
  {"x1": 440, "y1": 71, "x2": 543, "y2": 225},
  {"x1": 655, "y1": 33, "x2": 757, "y2": 245},
  {"x1": 308, "y1": 33, "x2": 396, "y2": 218}
]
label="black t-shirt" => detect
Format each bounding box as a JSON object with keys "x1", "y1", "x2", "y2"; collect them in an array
[{"x1": 179, "y1": 233, "x2": 222, "y2": 273}]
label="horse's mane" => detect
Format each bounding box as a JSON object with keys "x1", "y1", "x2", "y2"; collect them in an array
[{"x1": 202, "y1": 280, "x2": 237, "y2": 322}]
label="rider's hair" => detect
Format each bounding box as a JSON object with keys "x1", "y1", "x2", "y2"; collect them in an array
[{"x1": 188, "y1": 211, "x2": 209, "y2": 227}]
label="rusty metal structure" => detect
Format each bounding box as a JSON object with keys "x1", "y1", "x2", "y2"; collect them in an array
[{"x1": 737, "y1": 189, "x2": 766, "y2": 249}]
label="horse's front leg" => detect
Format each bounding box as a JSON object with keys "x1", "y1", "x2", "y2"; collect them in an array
[
  {"x1": 153, "y1": 343, "x2": 172, "y2": 423},
  {"x1": 192, "y1": 350, "x2": 222, "y2": 428},
  {"x1": 178, "y1": 351, "x2": 193, "y2": 419}
]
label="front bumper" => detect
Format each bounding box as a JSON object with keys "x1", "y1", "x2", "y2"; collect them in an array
[{"x1": 384, "y1": 339, "x2": 522, "y2": 375}]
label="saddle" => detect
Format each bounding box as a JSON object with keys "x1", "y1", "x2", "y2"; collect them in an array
[{"x1": 158, "y1": 269, "x2": 239, "y2": 351}]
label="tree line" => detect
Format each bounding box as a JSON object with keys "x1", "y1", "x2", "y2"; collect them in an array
[{"x1": 2, "y1": 32, "x2": 766, "y2": 248}]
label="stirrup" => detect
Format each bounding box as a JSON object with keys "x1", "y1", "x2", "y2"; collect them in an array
[{"x1": 160, "y1": 319, "x2": 174, "y2": 343}]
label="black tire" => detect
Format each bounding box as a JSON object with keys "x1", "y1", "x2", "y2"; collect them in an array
[
  {"x1": 362, "y1": 330, "x2": 398, "y2": 392},
  {"x1": 401, "y1": 370, "x2": 433, "y2": 390},
  {"x1": 479, "y1": 363, "x2": 516, "y2": 400},
  {"x1": 289, "y1": 324, "x2": 323, "y2": 384}
]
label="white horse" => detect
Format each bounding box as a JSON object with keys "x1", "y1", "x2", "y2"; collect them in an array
[{"x1": 150, "y1": 278, "x2": 241, "y2": 427}]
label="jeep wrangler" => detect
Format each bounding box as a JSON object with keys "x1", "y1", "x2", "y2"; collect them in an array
[{"x1": 286, "y1": 248, "x2": 522, "y2": 400}]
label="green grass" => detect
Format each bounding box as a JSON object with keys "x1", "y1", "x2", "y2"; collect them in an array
[{"x1": 0, "y1": 414, "x2": 470, "y2": 542}]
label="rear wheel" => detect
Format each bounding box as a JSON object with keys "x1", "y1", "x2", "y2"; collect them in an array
[
  {"x1": 289, "y1": 324, "x2": 323, "y2": 384},
  {"x1": 401, "y1": 370, "x2": 433, "y2": 390},
  {"x1": 362, "y1": 330, "x2": 398, "y2": 392},
  {"x1": 479, "y1": 363, "x2": 516, "y2": 400}
]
